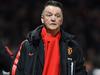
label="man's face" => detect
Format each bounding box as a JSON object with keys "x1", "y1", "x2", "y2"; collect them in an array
[{"x1": 41, "y1": 5, "x2": 63, "y2": 31}]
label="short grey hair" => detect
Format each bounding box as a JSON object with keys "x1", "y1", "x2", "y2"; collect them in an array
[{"x1": 41, "y1": 0, "x2": 63, "y2": 16}]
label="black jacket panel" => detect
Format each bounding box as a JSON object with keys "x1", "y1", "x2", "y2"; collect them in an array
[{"x1": 15, "y1": 25, "x2": 87, "y2": 75}]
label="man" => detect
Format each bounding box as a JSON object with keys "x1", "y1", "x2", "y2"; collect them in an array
[
  {"x1": 0, "y1": 40, "x2": 12, "y2": 75},
  {"x1": 11, "y1": 0, "x2": 87, "y2": 75}
]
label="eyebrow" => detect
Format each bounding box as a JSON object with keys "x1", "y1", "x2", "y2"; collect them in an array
[
  {"x1": 45, "y1": 11, "x2": 52, "y2": 14},
  {"x1": 45, "y1": 11, "x2": 61, "y2": 15}
]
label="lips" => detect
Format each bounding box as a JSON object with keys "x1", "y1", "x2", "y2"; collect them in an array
[{"x1": 50, "y1": 23, "x2": 56, "y2": 25}]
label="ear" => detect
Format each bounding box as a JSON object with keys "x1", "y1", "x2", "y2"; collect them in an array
[{"x1": 41, "y1": 16, "x2": 44, "y2": 24}]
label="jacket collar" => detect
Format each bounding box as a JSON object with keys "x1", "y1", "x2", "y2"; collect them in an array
[{"x1": 27, "y1": 25, "x2": 74, "y2": 43}]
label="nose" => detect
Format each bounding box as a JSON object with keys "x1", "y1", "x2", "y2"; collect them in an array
[{"x1": 51, "y1": 15, "x2": 56, "y2": 22}]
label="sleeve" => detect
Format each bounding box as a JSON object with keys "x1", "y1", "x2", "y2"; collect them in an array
[
  {"x1": 12, "y1": 40, "x2": 27, "y2": 75},
  {"x1": 73, "y1": 43, "x2": 87, "y2": 75}
]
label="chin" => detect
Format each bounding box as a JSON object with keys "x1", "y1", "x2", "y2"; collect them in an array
[
  {"x1": 48, "y1": 27, "x2": 60, "y2": 31},
  {"x1": 48, "y1": 25, "x2": 59, "y2": 29},
  {"x1": 48, "y1": 27, "x2": 57, "y2": 30}
]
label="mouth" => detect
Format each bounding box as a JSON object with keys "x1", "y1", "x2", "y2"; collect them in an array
[{"x1": 50, "y1": 23, "x2": 57, "y2": 25}]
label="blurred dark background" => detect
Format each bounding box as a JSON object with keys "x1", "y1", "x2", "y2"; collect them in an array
[{"x1": 0, "y1": 0, "x2": 100, "y2": 74}]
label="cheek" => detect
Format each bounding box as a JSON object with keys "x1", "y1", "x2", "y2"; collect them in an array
[
  {"x1": 44, "y1": 18, "x2": 50, "y2": 24},
  {"x1": 58, "y1": 19, "x2": 63, "y2": 25}
]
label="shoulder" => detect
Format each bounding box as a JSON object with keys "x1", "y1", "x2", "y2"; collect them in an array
[
  {"x1": 61, "y1": 29, "x2": 79, "y2": 46},
  {"x1": 60, "y1": 28, "x2": 75, "y2": 42},
  {"x1": 20, "y1": 40, "x2": 32, "y2": 51},
  {"x1": 61, "y1": 30, "x2": 83, "y2": 57},
  {"x1": 20, "y1": 39, "x2": 37, "y2": 54},
  {"x1": 61, "y1": 29, "x2": 79, "y2": 47}
]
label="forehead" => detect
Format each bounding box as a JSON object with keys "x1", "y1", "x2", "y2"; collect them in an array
[{"x1": 43, "y1": 5, "x2": 62, "y2": 14}]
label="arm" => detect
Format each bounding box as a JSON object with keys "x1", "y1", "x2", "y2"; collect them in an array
[
  {"x1": 69, "y1": 40, "x2": 87, "y2": 75},
  {"x1": 75, "y1": 47, "x2": 87, "y2": 75},
  {"x1": 0, "y1": 41, "x2": 12, "y2": 72},
  {"x1": 11, "y1": 40, "x2": 27, "y2": 75}
]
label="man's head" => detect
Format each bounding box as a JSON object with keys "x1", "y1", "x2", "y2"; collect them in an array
[{"x1": 41, "y1": 0, "x2": 63, "y2": 33}]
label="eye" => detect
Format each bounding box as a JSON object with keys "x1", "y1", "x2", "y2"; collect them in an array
[
  {"x1": 56, "y1": 14, "x2": 61, "y2": 18},
  {"x1": 46, "y1": 14, "x2": 52, "y2": 17}
]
